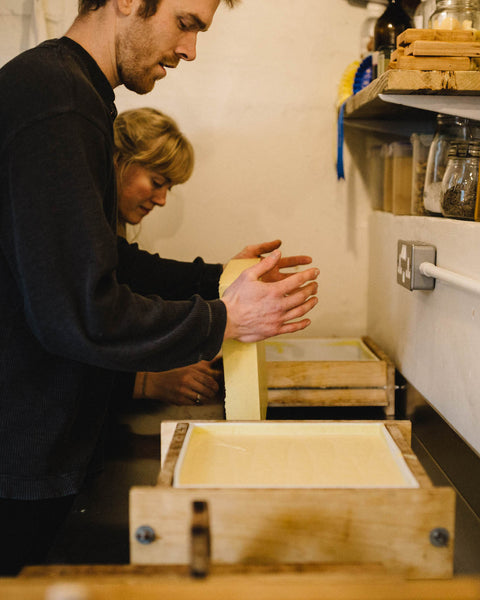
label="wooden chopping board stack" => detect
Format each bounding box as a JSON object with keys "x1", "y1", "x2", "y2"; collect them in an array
[{"x1": 390, "y1": 28, "x2": 480, "y2": 71}]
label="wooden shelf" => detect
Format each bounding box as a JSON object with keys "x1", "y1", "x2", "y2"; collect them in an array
[{"x1": 344, "y1": 69, "x2": 480, "y2": 123}]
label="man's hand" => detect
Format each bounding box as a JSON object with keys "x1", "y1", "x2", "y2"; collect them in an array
[
  {"x1": 231, "y1": 239, "x2": 312, "y2": 283},
  {"x1": 222, "y1": 250, "x2": 319, "y2": 343}
]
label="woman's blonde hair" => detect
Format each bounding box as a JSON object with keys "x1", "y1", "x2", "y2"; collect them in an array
[{"x1": 113, "y1": 107, "x2": 194, "y2": 189}]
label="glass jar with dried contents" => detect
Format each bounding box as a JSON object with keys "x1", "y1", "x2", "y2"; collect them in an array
[
  {"x1": 423, "y1": 114, "x2": 469, "y2": 215},
  {"x1": 428, "y1": 0, "x2": 480, "y2": 30},
  {"x1": 441, "y1": 140, "x2": 480, "y2": 220}
]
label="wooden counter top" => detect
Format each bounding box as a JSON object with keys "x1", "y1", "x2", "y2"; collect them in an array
[{"x1": 1, "y1": 564, "x2": 478, "y2": 600}]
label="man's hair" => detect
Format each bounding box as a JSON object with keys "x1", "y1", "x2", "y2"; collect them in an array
[{"x1": 78, "y1": 0, "x2": 239, "y2": 18}]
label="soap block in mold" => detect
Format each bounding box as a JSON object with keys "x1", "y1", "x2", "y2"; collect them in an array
[{"x1": 219, "y1": 259, "x2": 268, "y2": 420}]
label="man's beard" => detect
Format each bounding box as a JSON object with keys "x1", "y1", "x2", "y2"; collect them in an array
[
  {"x1": 115, "y1": 22, "x2": 160, "y2": 94},
  {"x1": 118, "y1": 62, "x2": 158, "y2": 95}
]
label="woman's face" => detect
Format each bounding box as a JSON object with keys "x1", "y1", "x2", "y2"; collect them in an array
[{"x1": 118, "y1": 163, "x2": 171, "y2": 225}]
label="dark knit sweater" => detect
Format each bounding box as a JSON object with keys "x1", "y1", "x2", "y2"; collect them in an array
[{"x1": 0, "y1": 37, "x2": 226, "y2": 499}]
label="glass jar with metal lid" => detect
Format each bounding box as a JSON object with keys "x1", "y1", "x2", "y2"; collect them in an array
[
  {"x1": 428, "y1": 0, "x2": 480, "y2": 30},
  {"x1": 441, "y1": 140, "x2": 480, "y2": 220}
]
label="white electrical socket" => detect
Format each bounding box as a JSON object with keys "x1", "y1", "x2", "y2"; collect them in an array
[{"x1": 397, "y1": 240, "x2": 436, "y2": 291}]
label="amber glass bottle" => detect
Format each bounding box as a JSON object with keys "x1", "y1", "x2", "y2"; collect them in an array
[{"x1": 374, "y1": 0, "x2": 413, "y2": 74}]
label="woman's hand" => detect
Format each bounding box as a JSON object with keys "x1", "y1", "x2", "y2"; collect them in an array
[
  {"x1": 135, "y1": 360, "x2": 224, "y2": 406},
  {"x1": 230, "y1": 239, "x2": 312, "y2": 283}
]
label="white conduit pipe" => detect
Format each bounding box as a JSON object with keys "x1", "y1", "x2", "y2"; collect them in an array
[{"x1": 419, "y1": 262, "x2": 480, "y2": 296}]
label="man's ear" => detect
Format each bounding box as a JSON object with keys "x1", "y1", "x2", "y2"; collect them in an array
[{"x1": 115, "y1": 0, "x2": 136, "y2": 17}]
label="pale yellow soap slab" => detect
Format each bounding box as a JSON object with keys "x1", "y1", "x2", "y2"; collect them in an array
[
  {"x1": 219, "y1": 258, "x2": 268, "y2": 420},
  {"x1": 173, "y1": 422, "x2": 419, "y2": 489},
  {"x1": 218, "y1": 258, "x2": 260, "y2": 296}
]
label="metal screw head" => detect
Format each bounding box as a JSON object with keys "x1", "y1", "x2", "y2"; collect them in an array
[
  {"x1": 135, "y1": 525, "x2": 156, "y2": 545},
  {"x1": 430, "y1": 527, "x2": 450, "y2": 548}
]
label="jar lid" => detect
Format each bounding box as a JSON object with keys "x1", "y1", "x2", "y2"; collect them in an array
[
  {"x1": 467, "y1": 140, "x2": 480, "y2": 156},
  {"x1": 433, "y1": 0, "x2": 480, "y2": 9},
  {"x1": 448, "y1": 141, "x2": 468, "y2": 157}
]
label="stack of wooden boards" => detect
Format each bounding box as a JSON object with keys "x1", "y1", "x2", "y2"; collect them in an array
[{"x1": 390, "y1": 28, "x2": 480, "y2": 71}]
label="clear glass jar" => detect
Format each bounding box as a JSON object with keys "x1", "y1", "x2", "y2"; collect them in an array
[
  {"x1": 423, "y1": 114, "x2": 469, "y2": 214},
  {"x1": 441, "y1": 141, "x2": 479, "y2": 220},
  {"x1": 428, "y1": 0, "x2": 480, "y2": 30},
  {"x1": 414, "y1": 0, "x2": 437, "y2": 27},
  {"x1": 414, "y1": 0, "x2": 428, "y2": 26},
  {"x1": 469, "y1": 118, "x2": 480, "y2": 141},
  {"x1": 410, "y1": 133, "x2": 433, "y2": 215}
]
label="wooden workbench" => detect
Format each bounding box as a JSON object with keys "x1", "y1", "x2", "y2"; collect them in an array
[{"x1": 3, "y1": 564, "x2": 478, "y2": 600}]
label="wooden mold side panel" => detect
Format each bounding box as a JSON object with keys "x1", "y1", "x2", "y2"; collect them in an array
[
  {"x1": 266, "y1": 360, "x2": 387, "y2": 388},
  {"x1": 157, "y1": 423, "x2": 189, "y2": 486},
  {"x1": 129, "y1": 487, "x2": 455, "y2": 579},
  {"x1": 385, "y1": 424, "x2": 431, "y2": 488},
  {"x1": 267, "y1": 388, "x2": 388, "y2": 406},
  {"x1": 363, "y1": 337, "x2": 396, "y2": 417}
]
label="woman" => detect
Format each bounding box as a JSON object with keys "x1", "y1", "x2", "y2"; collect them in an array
[
  {"x1": 44, "y1": 110, "x2": 314, "y2": 566},
  {"x1": 114, "y1": 107, "x2": 193, "y2": 234},
  {"x1": 114, "y1": 107, "x2": 224, "y2": 410}
]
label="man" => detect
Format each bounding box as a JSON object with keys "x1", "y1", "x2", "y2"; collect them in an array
[{"x1": 0, "y1": 0, "x2": 318, "y2": 574}]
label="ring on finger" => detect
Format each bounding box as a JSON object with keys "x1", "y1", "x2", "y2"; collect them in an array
[{"x1": 194, "y1": 393, "x2": 202, "y2": 405}]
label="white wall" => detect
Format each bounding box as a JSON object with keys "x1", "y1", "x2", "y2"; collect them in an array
[
  {"x1": 368, "y1": 212, "x2": 480, "y2": 455},
  {"x1": 0, "y1": 1, "x2": 372, "y2": 338},
  {"x1": 0, "y1": 0, "x2": 71, "y2": 57}
]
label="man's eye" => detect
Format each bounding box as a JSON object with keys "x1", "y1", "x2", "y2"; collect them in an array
[{"x1": 178, "y1": 18, "x2": 199, "y2": 32}]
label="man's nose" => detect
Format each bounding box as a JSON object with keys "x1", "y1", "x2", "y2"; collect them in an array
[{"x1": 176, "y1": 33, "x2": 197, "y2": 62}]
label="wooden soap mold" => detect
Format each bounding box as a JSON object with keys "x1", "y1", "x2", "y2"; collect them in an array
[
  {"x1": 129, "y1": 420, "x2": 455, "y2": 579},
  {"x1": 266, "y1": 337, "x2": 395, "y2": 418}
]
